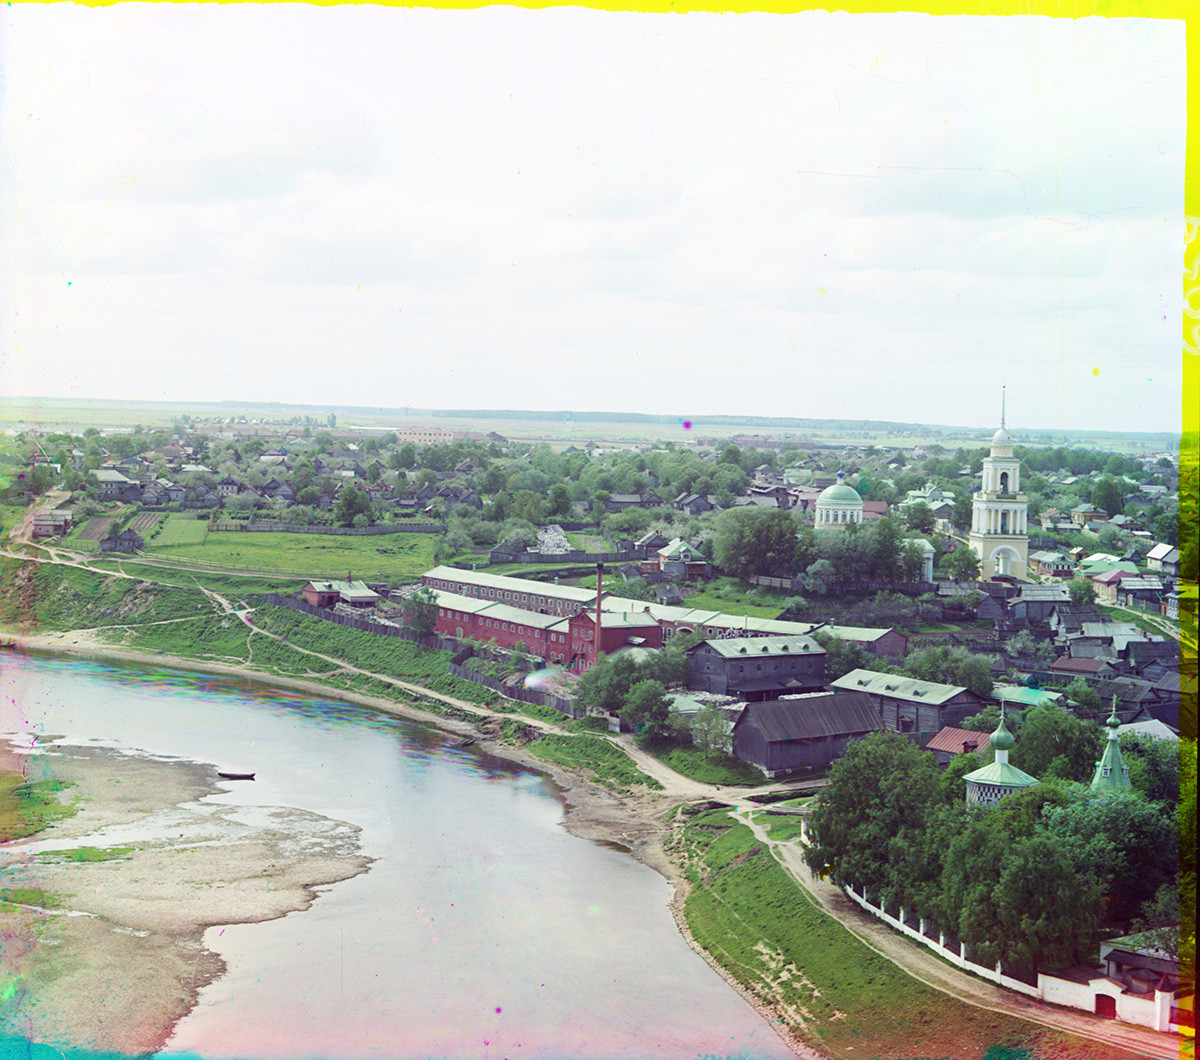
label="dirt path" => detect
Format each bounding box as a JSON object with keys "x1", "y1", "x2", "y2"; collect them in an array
[{"x1": 732, "y1": 809, "x2": 1180, "y2": 1060}]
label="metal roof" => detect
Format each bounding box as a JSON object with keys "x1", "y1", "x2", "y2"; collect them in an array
[
  {"x1": 831, "y1": 669, "x2": 966, "y2": 705},
  {"x1": 691, "y1": 635, "x2": 824, "y2": 658},
  {"x1": 734, "y1": 692, "x2": 882, "y2": 742}
]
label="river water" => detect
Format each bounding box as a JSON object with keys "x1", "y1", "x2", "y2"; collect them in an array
[{"x1": 0, "y1": 652, "x2": 794, "y2": 1060}]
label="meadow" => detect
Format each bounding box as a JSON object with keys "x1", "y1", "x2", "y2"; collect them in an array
[
  {"x1": 672, "y1": 808, "x2": 1134, "y2": 1060},
  {"x1": 146, "y1": 528, "x2": 437, "y2": 577}
]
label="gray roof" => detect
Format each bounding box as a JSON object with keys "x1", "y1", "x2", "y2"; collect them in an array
[
  {"x1": 831, "y1": 669, "x2": 968, "y2": 706},
  {"x1": 735, "y1": 692, "x2": 882, "y2": 742},
  {"x1": 691, "y1": 635, "x2": 824, "y2": 659}
]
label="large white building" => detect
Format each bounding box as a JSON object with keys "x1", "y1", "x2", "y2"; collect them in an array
[
  {"x1": 968, "y1": 396, "x2": 1028, "y2": 580},
  {"x1": 814, "y1": 471, "x2": 863, "y2": 530}
]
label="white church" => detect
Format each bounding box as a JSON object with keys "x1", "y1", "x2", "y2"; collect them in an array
[{"x1": 967, "y1": 391, "x2": 1029, "y2": 581}]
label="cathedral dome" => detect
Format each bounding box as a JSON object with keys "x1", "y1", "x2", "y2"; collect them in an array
[
  {"x1": 818, "y1": 473, "x2": 862, "y2": 504},
  {"x1": 992, "y1": 425, "x2": 1011, "y2": 445}
]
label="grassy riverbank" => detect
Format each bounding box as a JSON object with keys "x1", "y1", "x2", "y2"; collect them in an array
[
  {"x1": 526, "y1": 734, "x2": 663, "y2": 794},
  {"x1": 669, "y1": 807, "x2": 1136, "y2": 1060}
]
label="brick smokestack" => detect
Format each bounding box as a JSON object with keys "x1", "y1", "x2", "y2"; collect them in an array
[{"x1": 595, "y1": 563, "x2": 604, "y2": 666}]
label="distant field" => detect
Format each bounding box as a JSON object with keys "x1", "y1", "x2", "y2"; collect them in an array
[
  {"x1": 147, "y1": 513, "x2": 209, "y2": 548},
  {"x1": 151, "y1": 529, "x2": 438, "y2": 576},
  {"x1": 0, "y1": 397, "x2": 1174, "y2": 453}
]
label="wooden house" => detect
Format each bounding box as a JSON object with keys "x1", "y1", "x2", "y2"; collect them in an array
[
  {"x1": 686, "y1": 635, "x2": 826, "y2": 701},
  {"x1": 731, "y1": 692, "x2": 883, "y2": 776},
  {"x1": 829, "y1": 669, "x2": 985, "y2": 735}
]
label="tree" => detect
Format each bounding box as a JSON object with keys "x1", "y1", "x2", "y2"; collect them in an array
[
  {"x1": 399, "y1": 586, "x2": 439, "y2": 637},
  {"x1": 1042, "y1": 787, "x2": 1178, "y2": 928},
  {"x1": 944, "y1": 544, "x2": 980, "y2": 582},
  {"x1": 546, "y1": 484, "x2": 572, "y2": 518},
  {"x1": 904, "y1": 501, "x2": 935, "y2": 533},
  {"x1": 690, "y1": 704, "x2": 732, "y2": 752},
  {"x1": 1119, "y1": 732, "x2": 1181, "y2": 807},
  {"x1": 812, "y1": 633, "x2": 884, "y2": 681},
  {"x1": 1009, "y1": 702, "x2": 1101, "y2": 782},
  {"x1": 621, "y1": 679, "x2": 672, "y2": 737},
  {"x1": 1063, "y1": 677, "x2": 1103, "y2": 719},
  {"x1": 1067, "y1": 577, "x2": 1097, "y2": 606},
  {"x1": 804, "y1": 731, "x2": 941, "y2": 908},
  {"x1": 1091, "y1": 476, "x2": 1124, "y2": 518},
  {"x1": 334, "y1": 486, "x2": 373, "y2": 528},
  {"x1": 712, "y1": 508, "x2": 799, "y2": 579}
]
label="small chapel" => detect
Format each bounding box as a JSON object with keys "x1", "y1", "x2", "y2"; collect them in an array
[{"x1": 962, "y1": 712, "x2": 1039, "y2": 806}]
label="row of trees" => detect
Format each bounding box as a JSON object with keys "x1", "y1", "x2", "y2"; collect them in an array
[{"x1": 804, "y1": 728, "x2": 1185, "y2": 975}]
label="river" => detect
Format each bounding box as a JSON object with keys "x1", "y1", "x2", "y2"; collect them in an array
[{"x1": 0, "y1": 651, "x2": 795, "y2": 1060}]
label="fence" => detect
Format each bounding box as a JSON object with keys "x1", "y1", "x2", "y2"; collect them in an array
[
  {"x1": 261, "y1": 595, "x2": 580, "y2": 718},
  {"x1": 446, "y1": 663, "x2": 581, "y2": 718},
  {"x1": 748, "y1": 575, "x2": 937, "y2": 595},
  {"x1": 843, "y1": 882, "x2": 1040, "y2": 996},
  {"x1": 211, "y1": 520, "x2": 445, "y2": 535},
  {"x1": 489, "y1": 548, "x2": 651, "y2": 565}
]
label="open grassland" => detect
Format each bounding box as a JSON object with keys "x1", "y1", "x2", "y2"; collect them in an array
[
  {"x1": 0, "y1": 505, "x2": 29, "y2": 543},
  {"x1": 85, "y1": 558, "x2": 297, "y2": 599},
  {"x1": 682, "y1": 577, "x2": 793, "y2": 618},
  {"x1": 252, "y1": 606, "x2": 495, "y2": 703},
  {"x1": 526, "y1": 733, "x2": 663, "y2": 794},
  {"x1": 146, "y1": 513, "x2": 209, "y2": 547},
  {"x1": 149, "y1": 529, "x2": 437, "y2": 577},
  {"x1": 0, "y1": 559, "x2": 215, "y2": 632},
  {"x1": 671, "y1": 808, "x2": 1131, "y2": 1060},
  {"x1": 638, "y1": 739, "x2": 765, "y2": 786}
]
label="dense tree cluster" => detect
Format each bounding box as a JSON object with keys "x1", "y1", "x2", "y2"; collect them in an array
[{"x1": 805, "y1": 730, "x2": 1182, "y2": 975}]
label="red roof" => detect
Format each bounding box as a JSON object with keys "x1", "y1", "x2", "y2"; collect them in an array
[
  {"x1": 925, "y1": 727, "x2": 990, "y2": 755},
  {"x1": 1051, "y1": 655, "x2": 1107, "y2": 673}
]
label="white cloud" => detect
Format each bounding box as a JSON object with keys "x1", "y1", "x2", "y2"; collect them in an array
[{"x1": 0, "y1": 6, "x2": 1183, "y2": 433}]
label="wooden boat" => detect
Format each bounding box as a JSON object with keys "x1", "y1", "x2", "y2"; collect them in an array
[{"x1": 216, "y1": 771, "x2": 256, "y2": 781}]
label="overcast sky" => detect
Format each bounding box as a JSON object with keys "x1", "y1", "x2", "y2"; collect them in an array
[{"x1": 0, "y1": 6, "x2": 1185, "y2": 434}]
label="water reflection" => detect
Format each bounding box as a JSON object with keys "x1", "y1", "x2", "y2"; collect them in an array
[{"x1": 1, "y1": 652, "x2": 794, "y2": 1060}]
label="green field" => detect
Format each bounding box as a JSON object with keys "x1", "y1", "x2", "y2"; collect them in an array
[
  {"x1": 147, "y1": 529, "x2": 438, "y2": 577},
  {"x1": 526, "y1": 733, "x2": 663, "y2": 794},
  {"x1": 682, "y1": 577, "x2": 793, "y2": 618},
  {"x1": 0, "y1": 505, "x2": 27, "y2": 543},
  {"x1": 147, "y1": 513, "x2": 210, "y2": 547},
  {"x1": 639, "y1": 739, "x2": 765, "y2": 786},
  {"x1": 673, "y1": 809, "x2": 1128, "y2": 1060}
]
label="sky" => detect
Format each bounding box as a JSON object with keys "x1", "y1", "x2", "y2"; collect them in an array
[{"x1": 0, "y1": 5, "x2": 1186, "y2": 435}]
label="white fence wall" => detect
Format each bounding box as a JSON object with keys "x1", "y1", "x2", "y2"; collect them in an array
[{"x1": 843, "y1": 882, "x2": 1176, "y2": 1032}]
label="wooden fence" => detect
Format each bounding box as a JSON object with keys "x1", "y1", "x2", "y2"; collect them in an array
[
  {"x1": 489, "y1": 547, "x2": 651, "y2": 565},
  {"x1": 261, "y1": 595, "x2": 578, "y2": 718},
  {"x1": 749, "y1": 575, "x2": 937, "y2": 595},
  {"x1": 446, "y1": 664, "x2": 580, "y2": 718},
  {"x1": 211, "y1": 520, "x2": 445, "y2": 535}
]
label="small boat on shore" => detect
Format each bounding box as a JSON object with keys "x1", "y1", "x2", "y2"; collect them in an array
[{"x1": 217, "y1": 771, "x2": 256, "y2": 781}]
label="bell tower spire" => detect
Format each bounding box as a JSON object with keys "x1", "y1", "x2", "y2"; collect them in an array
[{"x1": 1001, "y1": 385, "x2": 1006, "y2": 430}]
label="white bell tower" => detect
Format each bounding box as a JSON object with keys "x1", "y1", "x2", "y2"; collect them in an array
[{"x1": 968, "y1": 388, "x2": 1028, "y2": 581}]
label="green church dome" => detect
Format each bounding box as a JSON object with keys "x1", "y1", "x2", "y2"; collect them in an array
[
  {"x1": 818, "y1": 472, "x2": 862, "y2": 504},
  {"x1": 990, "y1": 715, "x2": 1016, "y2": 751}
]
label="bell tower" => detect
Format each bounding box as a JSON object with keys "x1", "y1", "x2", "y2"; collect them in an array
[{"x1": 968, "y1": 388, "x2": 1028, "y2": 580}]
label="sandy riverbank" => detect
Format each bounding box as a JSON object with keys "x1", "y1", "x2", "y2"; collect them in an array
[
  {"x1": 4, "y1": 632, "x2": 815, "y2": 1058},
  {"x1": 0, "y1": 741, "x2": 371, "y2": 1054}
]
